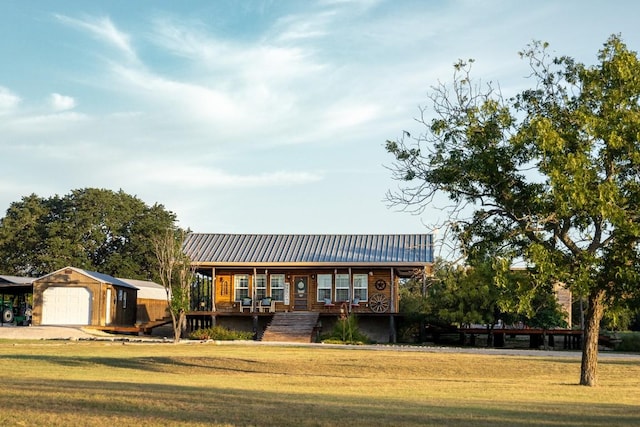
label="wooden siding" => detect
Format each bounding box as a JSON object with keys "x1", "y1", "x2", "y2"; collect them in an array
[
  {"x1": 200, "y1": 267, "x2": 400, "y2": 314},
  {"x1": 137, "y1": 298, "x2": 169, "y2": 323},
  {"x1": 32, "y1": 269, "x2": 137, "y2": 327}
]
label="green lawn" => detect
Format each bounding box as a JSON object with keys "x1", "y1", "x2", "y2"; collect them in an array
[{"x1": 0, "y1": 341, "x2": 638, "y2": 426}]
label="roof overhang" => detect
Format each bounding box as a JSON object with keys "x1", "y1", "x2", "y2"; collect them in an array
[{"x1": 194, "y1": 262, "x2": 429, "y2": 278}]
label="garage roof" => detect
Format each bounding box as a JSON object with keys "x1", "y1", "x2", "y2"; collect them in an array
[{"x1": 36, "y1": 267, "x2": 138, "y2": 290}]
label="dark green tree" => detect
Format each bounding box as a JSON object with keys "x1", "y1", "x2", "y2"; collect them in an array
[
  {"x1": 431, "y1": 261, "x2": 501, "y2": 328},
  {"x1": 386, "y1": 35, "x2": 640, "y2": 386},
  {"x1": 0, "y1": 188, "x2": 177, "y2": 279}
]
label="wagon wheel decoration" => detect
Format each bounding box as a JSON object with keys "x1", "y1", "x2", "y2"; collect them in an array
[{"x1": 369, "y1": 293, "x2": 389, "y2": 313}]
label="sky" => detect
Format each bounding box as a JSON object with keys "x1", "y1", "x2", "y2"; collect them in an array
[{"x1": 1, "y1": 0, "x2": 639, "y2": 240}]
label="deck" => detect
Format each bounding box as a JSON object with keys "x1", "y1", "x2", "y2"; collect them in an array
[{"x1": 454, "y1": 328, "x2": 586, "y2": 349}]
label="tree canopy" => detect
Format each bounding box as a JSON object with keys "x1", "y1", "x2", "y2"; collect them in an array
[
  {"x1": 0, "y1": 188, "x2": 177, "y2": 279},
  {"x1": 386, "y1": 34, "x2": 640, "y2": 386}
]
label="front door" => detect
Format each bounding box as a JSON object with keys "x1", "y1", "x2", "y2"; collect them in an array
[{"x1": 293, "y1": 276, "x2": 308, "y2": 311}]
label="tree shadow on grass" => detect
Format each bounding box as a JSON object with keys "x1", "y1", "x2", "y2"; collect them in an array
[
  {"x1": 1, "y1": 376, "x2": 639, "y2": 427},
  {"x1": 1, "y1": 353, "x2": 278, "y2": 376}
]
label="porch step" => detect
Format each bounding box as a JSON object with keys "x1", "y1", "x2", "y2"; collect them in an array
[{"x1": 261, "y1": 312, "x2": 319, "y2": 343}]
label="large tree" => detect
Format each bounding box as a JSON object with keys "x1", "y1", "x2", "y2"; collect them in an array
[
  {"x1": 0, "y1": 188, "x2": 177, "y2": 279},
  {"x1": 386, "y1": 35, "x2": 640, "y2": 386}
]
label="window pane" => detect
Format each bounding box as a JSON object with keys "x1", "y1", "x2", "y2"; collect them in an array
[
  {"x1": 234, "y1": 275, "x2": 249, "y2": 301},
  {"x1": 270, "y1": 274, "x2": 285, "y2": 301},
  {"x1": 353, "y1": 274, "x2": 368, "y2": 301},
  {"x1": 256, "y1": 274, "x2": 267, "y2": 299},
  {"x1": 335, "y1": 274, "x2": 349, "y2": 301},
  {"x1": 317, "y1": 274, "x2": 332, "y2": 301}
]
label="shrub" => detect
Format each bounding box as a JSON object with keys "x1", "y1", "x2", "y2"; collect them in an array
[
  {"x1": 615, "y1": 332, "x2": 640, "y2": 352},
  {"x1": 321, "y1": 314, "x2": 371, "y2": 345},
  {"x1": 188, "y1": 326, "x2": 254, "y2": 341}
]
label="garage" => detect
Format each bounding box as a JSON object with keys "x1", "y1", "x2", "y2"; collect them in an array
[
  {"x1": 41, "y1": 286, "x2": 91, "y2": 325},
  {"x1": 32, "y1": 267, "x2": 138, "y2": 327}
]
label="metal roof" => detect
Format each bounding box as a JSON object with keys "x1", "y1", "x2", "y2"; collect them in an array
[
  {"x1": 0, "y1": 275, "x2": 33, "y2": 285},
  {"x1": 118, "y1": 278, "x2": 166, "y2": 300},
  {"x1": 183, "y1": 234, "x2": 433, "y2": 267},
  {"x1": 35, "y1": 267, "x2": 138, "y2": 290}
]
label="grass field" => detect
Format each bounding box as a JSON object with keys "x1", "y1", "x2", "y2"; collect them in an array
[{"x1": 0, "y1": 340, "x2": 638, "y2": 426}]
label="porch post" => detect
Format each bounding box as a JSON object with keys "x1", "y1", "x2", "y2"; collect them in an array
[
  {"x1": 390, "y1": 268, "x2": 395, "y2": 313},
  {"x1": 390, "y1": 267, "x2": 397, "y2": 343},
  {"x1": 348, "y1": 267, "x2": 353, "y2": 314},
  {"x1": 253, "y1": 267, "x2": 257, "y2": 313},
  {"x1": 211, "y1": 267, "x2": 216, "y2": 312}
]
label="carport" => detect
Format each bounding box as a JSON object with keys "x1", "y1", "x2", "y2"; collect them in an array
[{"x1": 0, "y1": 275, "x2": 33, "y2": 325}]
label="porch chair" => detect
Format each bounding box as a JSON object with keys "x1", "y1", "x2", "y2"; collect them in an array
[
  {"x1": 239, "y1": 297, "x2": 253, "y2": 312},
  {"x1": 351, "y1": 297, "x2": 360, "y2": 309},
  {"x1": 323, "y1": 298, "x2": 336, "y2": 311},
  {"x1": 258, "y1": 297, "x2": 276, "y2": 313}
]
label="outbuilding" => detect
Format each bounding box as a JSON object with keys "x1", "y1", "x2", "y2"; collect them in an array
[
  {"x1": 32, "y1": 267, "x2": 138, "y2": 327},
  {"x1": 0, "y1": 275, "x2": 33, "y2": 325},
  {"x1": 118, "y1": 278, "x2": 169, "y2": 324}
]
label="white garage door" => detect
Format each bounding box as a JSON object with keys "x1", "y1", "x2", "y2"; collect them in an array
[{"x1": 41, "y1": 287, "x2": 91, "y2": 325}]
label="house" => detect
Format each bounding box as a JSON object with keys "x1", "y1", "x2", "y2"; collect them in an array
[
  {"x1": 183, "y1": 233, "x2": 434, "y2": 342},
  {"x1": 119, "y1": 278, "x2": 169, "y2": 324},
  {"x1": 31, "y1": 267, "x2": 138, "y2": 327}
]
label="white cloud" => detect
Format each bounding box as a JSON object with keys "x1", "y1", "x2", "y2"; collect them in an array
[
  {"x1": 271, "y1": 11, "x2": 335, "y2": 42},
  {"x1": 137, "y1": 163, "x2": 323, "y2": 189},
  {"x1": 109, "y1": 63, "x2": 243, "y2": 123},
  {"x1": 54, "y1": 14, "x2": 137, "y2": 62},
  {"x1": 324, "y1": 103, "x2": 380, "y2": 129},
  {"x1": 0, "y1": 86, "x2": 20, "y2": 114},
  {"x1": 49, "y1": 93, "x2": 76, "y2": 111}
]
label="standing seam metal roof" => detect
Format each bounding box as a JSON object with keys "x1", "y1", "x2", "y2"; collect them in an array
[{"x1": 183, "y1": 234, "x2": 433, "y2": 265}]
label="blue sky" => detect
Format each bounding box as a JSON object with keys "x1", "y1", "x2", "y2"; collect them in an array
[{"x1": 1, "y1": 0, "x2": 639, "y2": 238}]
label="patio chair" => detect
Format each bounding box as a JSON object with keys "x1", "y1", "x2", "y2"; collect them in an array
[
  {"x1": 323, "y1": 298, "x2": 335, "y2": 311},
  {"x1": 239, "y1": 297, "x2": 253, "y2": 312},
  {"x1": 258, "y1": 297, "x2": 276, "y2": 313},
  {"x1": 351, "y1": 297, "x2": 360, "y2": 309}
]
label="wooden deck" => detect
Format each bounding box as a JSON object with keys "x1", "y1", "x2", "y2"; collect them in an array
[
  {"x1": 456, "y1": 328, "x2": 585, "y2": 349},
  {"x1": 88, "y1": 317, "x2": 173, "y2": 335}
]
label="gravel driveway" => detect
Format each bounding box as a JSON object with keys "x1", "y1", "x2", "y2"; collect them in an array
[{"x1": 0, "y1": 324, "x2": 113, "y2": 340}]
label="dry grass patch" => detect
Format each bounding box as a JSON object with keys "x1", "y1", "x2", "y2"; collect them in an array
[{"x1": 0, "y1": 341, "x2": 638, "y2": 426}]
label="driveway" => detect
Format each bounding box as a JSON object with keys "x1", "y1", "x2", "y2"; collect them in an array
[{"x1": 0, "y1": 324, "x2": 111, "y2": 340}]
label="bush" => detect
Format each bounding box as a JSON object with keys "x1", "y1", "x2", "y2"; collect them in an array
[
  {"x1": 320, "y1": 314, "x2": 371, "y2": 345},
  {"x1": 188, "y1": 326, "x2": 254, "y2": 341},
  {"x1": 615, "y1": 332, "x2": 640, "y2": 352}
]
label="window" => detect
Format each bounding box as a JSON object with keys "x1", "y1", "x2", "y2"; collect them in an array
[
  {"x1": 335, "y1": 274, "x2": 350, "y2": 301},
  {"x1": 255, "y1": 274, "x2": 267, "y2": 299},
  {"x1": 270, "y1": 274, "x2": 285, "y2": 301},
  {"x1": 234, "y1": 275, "x2": 249, "y2": 301},
  {"x1": 353, "y1": 274, "x2": 368, "y2": 301},
  {"x1": 317, "y1": 274, "x2": 332, "y2": 302}
]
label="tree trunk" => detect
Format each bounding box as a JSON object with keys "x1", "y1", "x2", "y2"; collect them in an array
[{"x1": 580, "y1": 289, "x2": 605, "y2": 386}]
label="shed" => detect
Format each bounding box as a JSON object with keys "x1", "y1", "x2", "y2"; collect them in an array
[
  {"x1": 118, "y1": 278, "x2": 169, "y2": 324},
  {"x1": 32, "y1": 267, "x2": 138, "y2": 327}
]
